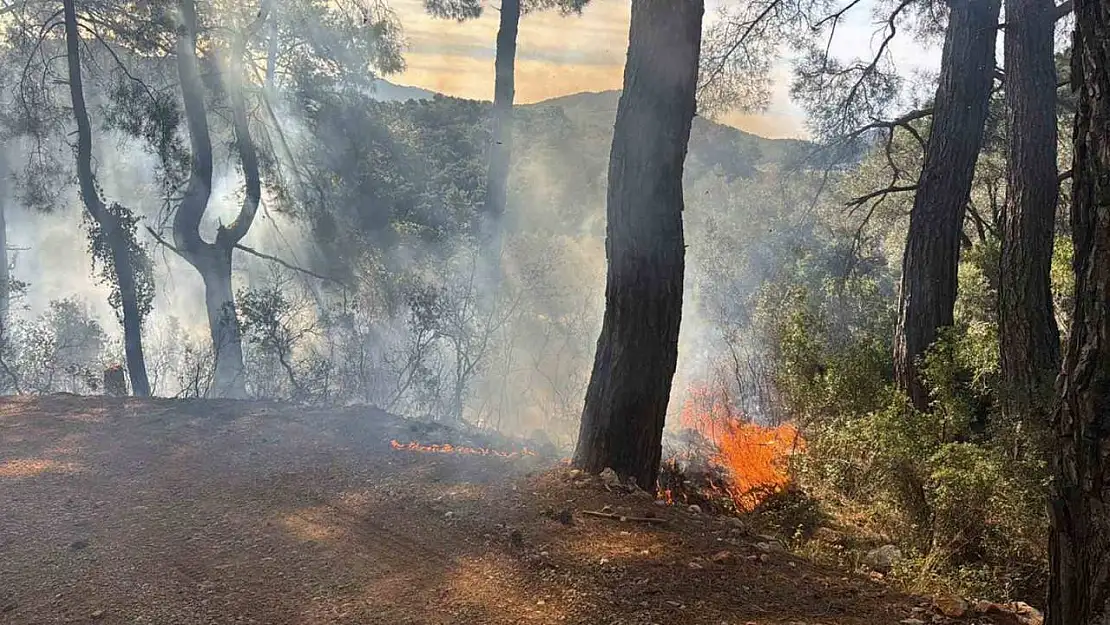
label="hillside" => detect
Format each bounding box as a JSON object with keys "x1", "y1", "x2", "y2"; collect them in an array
[
  {"x1": 367, "y1": 83, "x2": 812, "y2": 179},
  {"x1": 369, "y1": 79, "x2": 440, "y2": 102},
  {"x1": 530, "y1": 90, "x2": 813, "y2": 177},
  {"x1": 0, "y1": 396, "x2": 1039, "y2": 624}
]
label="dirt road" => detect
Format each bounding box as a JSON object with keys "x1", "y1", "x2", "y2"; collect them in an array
[{"x1": 1, "y1": 396, "x2": 937, "y2": 624}]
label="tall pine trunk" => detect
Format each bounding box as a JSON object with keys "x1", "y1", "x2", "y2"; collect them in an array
[
  {"x1": 481, "y1": 0, "x2": 520, "y2": 281},
  {"x1": 999, "y1": 0, "x2": 1061, "y2": 432},
  {"x1": 573, "y1": 0, "x2": 703, "y2": 490},
  {"x1": 893, "y1": 0, "x2": 1001, "y2": 411},
  {"x1": 62, "y1": 0, "x2": 151, "y2": 397},
  {"x1": 172, "y1": 0, "x2": 260, "y2": 399},
  {"x1": 1047, "y1": 1, "x2": 1110, "y2": 622}
]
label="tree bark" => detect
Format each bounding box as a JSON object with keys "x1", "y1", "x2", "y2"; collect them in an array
[
  {"x1": 480, "y1": 0, "x2": 520, "y2": 282},
  {"x1": 63, "y1": 0, "x2": 151, "y2": 397},
  {"x1": 1047, "y1": 2, "x2": 1110, "y2": 623},
  {"x1": 999, "y1": 0, "x2": 1061, "y2": 432},
  {"x1": 573, "y1": 0, "x2": 703, "y2": 490},
  {"x1": 172, "y1": 0, "x2": 260, "y2": 399},
  {"x1": 0, "y1": 159, "x2": 9, "y2": 331},
  {"x1": 893, "y1": 0, "x2": 1002, "y2": 411}
]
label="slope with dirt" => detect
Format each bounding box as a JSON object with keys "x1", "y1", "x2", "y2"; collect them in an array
[{"x1": 0, "y1": 396, "x2": 1021, "y2": 624}]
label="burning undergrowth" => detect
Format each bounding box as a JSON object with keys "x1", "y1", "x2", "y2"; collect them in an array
[{"x1": 659, "y1": 383, "x2": 803, "y2": 515}]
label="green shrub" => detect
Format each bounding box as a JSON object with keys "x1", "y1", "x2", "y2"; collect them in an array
[{"x1": 764, "y1": 242, "x2": 1048, "y2": 602}]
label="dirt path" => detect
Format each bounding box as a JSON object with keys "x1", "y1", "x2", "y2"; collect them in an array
[{"x1": 0, "y1": 396, "x2": 970, "y2": 624}]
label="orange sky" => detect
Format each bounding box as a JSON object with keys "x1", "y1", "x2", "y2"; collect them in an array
[{"x1": 388, "y1": 0, "x2": 808, "y2": 139}]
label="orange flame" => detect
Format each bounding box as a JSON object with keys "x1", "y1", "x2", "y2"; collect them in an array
[
  {"x1": 676, "y1": 383, "x2": 803, "y2": 511},
  {"x1": 389, "y1": 440, "x2": 536, "y2": 458}
]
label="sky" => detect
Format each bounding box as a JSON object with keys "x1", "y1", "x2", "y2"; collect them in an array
[{"x1": 388, "y1": 0, "x2": 944, "y2": 139}]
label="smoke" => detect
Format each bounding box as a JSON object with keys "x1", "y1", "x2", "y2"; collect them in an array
[{"x1": 0, "y1": 0, "x2": 849, "y2": 455}]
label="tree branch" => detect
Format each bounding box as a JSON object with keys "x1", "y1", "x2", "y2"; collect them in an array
[
  {"x1": 233, "y1": 243, "x2": 345, "y2": 286},
  {"x1": 811, "y1": 0, "x2": 865, "y2": 29},
  {"x1": 147, "y1": 225, "x2": 343, "y2": 286},
  {"x1": 846, "y1": 184, "x2": 918, "y2": 208},
  {"x1": 699, "y1": 0, "x2": 782, "y2": 90}
]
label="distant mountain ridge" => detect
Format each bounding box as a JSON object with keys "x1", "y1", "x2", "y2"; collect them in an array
[
  {"x1": 526, "y1": 90, "x2": 812, "y2": 176},
  {"x1": 369, "y1": 81, "x2": 812, "y2": 165},
  {"x1": 368, "y1": 79, "x2": 440, "y2": 102}
]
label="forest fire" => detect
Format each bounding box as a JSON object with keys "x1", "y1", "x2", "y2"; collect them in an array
[
  {"x1": 660, "y1": 383, "x2": 802, "y2": 512},
  {"x1": 389, "y1": 440, "x2": 536, "y2": 458}
]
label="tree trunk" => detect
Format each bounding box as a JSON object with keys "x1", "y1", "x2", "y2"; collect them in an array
[
  {"x1": 171, "y1": 0, "x2": 259, "y2": 399},
  {"x1": 893, "y1": 0, "x2": 1001, "y2": 411},
  {"x1": 1047, "y1": 2, "x2": 1110, "y2": 623},
  {"x1": 0, "y1": 164, "x2": 9, "y2": 330},
  {"x1": 999, "y1": 0, "x2": 1061, "y2": 432},
  {"x1": 480, "y1": 0, "x2": 520, "y2": 281},
  {"x1": 62, "y1": 0, "x2": 151, "y2": 397},
  {"x1": 573, "y1": 0, "x2": 703, "y2": 490},
  {"x1": 106, "y1": 222, "x2": 151, "y2": 397},
  {"x1": 198, "y1": 249, "x2": 246, "y2": 399}
]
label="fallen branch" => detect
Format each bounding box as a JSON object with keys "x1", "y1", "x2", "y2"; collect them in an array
[{"x1": 581, "y1": 510, "x2": 669, "y2": 524}]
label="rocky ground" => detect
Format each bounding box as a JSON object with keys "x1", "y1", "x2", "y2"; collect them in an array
[{"x1": 0, "y1": 395, "x2": 1037, "y2": 624}]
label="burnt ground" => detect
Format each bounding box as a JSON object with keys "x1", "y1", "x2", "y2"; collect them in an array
[{"x1": 0, "y1": 396, "x2": 1020, "y2": 625}]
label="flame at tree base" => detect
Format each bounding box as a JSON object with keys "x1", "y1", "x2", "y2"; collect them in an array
[
  {"x1": 389, "y1": 440, "x2": 536, "y2": 458},
  {"x1": 661, "y1": 383, "x2": 803, "y2": 512}
]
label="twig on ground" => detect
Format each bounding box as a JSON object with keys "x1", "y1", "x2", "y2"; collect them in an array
[{"x1": 581, "y1": 510, "x2": 669, "y2": 524}]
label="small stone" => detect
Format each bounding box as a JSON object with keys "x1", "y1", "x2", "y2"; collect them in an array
[
  {"x1": 754, "y1": 541, "x2": 785, "y2": 555},
  {"x1": 710, "y1": 550, "x2": 736, "y2": 565},
  {"x1": 687, "y1": 504, "x2": 702, "y2": 514},
  {"x1": 863, "y1": 544, "x2": 903, "y2": 574},
  {"x1": 974, "y1": 600, "x2": 997, "y2": 613},
  {"x1": 599, "y1": 557, "x2": 609, "y2": 565},
  {"x1": 91, "y1": 610, "x2": 105, "y2": 619},
  {"x1": 536, "y1": 599, "x2": 545, "y2": 606},
  {"x1": 599, "y1": 468, "x2": 621, "y2": 488},
  {"x1": 568, "y1": 469, "x2": 583, "y2": 479},
  {"x1": 935, "y1": 595, "x2": 969, "y2": 618},
  {"x1": 654, "y1": 499, "x2": 667, "y2": 506}
]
